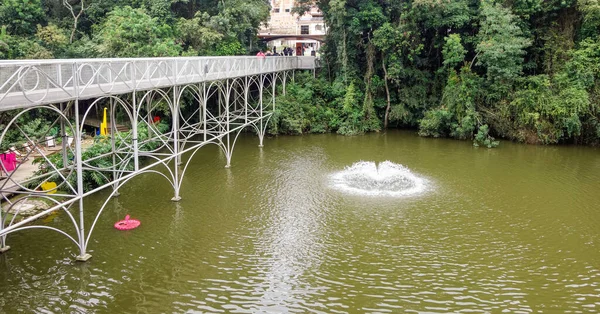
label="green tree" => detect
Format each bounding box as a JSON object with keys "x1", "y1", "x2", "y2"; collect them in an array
[
  {"x1": 475, "y1": 2, "x2": 531, "y2": 95},
  {"x1": 0, "y1": 0, "x2": 45, "y2": 36},
  {"x1": 177, "y1": 12, "x2": 223, "y2": 55},
  {"x1": 442, "y1": 34, "x2": 467, "y2": 69},
  {"x1": 94, "y1": 6, "x2": 181, "y2": 57},
  {"x1": 36, "y1": 23, "x2": 68, "y2": 54}
]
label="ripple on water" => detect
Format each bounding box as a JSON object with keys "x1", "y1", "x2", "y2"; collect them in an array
[{"x1": 1, "y1": 133, "x2": 600, "y2": 313}]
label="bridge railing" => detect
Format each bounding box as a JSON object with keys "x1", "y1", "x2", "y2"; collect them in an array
[
  {"x1": 296, "y1": 56, "x2": 319, "y2": 69},
  {"x1": 0, "y1": 56, "x2": 312, "y2": 110}
]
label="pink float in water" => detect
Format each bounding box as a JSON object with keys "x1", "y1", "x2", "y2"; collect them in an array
[{"x1": 114, "y1": 215, "x2": 140, "y2": 230}]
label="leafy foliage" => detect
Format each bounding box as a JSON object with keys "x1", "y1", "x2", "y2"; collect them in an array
[
  {"x1": 0, "y1": 0, "x2": 270, "y2": 59},
  {"x1": 269, "y1": 73, "x2": 377, "y2": 136},
  {"x1": 94, "y1": 6, "x2": 181, "y2": 57},
  {"x1": 295, "y1": 0, "x2": 600, "y2": 146},
  {"x1": 475, "y1": 1, "x2": 532, "y2": 95},
  {"x1": 442, "y1": 34, "x2": 467, "y2": 69},
  {"x1": 0, "y1": 0, "x2": 45, "y2": 36}
]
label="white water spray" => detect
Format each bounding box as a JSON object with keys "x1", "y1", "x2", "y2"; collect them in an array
[{"x1": 330, "y1": 161, "x2": 426, "y2": 197}]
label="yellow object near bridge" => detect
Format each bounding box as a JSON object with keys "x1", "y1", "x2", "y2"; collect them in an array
[{"x1": 100, "y1": 107, "x2": 108, "y2": 136}]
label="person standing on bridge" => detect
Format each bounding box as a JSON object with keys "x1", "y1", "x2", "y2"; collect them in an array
[{"x1": 256, "y1": 50, "x2": 265, "y2": 58}]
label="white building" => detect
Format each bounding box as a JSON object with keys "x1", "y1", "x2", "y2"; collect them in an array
[{"x1": 259, "y1": 0, "x2": 326, "y2": 56}]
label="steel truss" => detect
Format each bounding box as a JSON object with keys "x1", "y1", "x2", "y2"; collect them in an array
[{"x1": 0, "y1": 57, "x2": 300, "y2": 261}]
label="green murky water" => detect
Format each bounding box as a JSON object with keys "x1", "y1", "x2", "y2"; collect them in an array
[{"x1": 1, "y1": 130, "x2": 599, "y2": 313}]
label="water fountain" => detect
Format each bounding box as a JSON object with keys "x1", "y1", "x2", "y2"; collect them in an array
[{"x1": 330, "y1": 161, "x2": 426, "y2": 197}]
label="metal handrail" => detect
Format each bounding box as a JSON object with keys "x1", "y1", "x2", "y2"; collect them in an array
[{"x1": 0, "y1": 56, "x2": 317, "y2": 110}]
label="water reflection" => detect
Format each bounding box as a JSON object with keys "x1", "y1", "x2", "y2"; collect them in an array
[{"x1": 255, "y1": 148, "x2": 328, "y2": 311}]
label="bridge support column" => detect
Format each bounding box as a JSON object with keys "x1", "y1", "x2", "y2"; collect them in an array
[
  {"x1": 0, "y1": 226, "x2": 9, "y2": 253},
  {"x1": 0, "y1": 206, "x2": 6, "y2": 253},
  {"x1": 244, "y1": 76, "x2": 249, "y2": 125},
  {"x1": 172, "y1": 85, "x2": 182, "y2": 201},
  {"x1": 73, "y1": 76, "x2": 91, "y2": 261},
  {"x1": 282, "y1": 71, "x2": 287, "y2": 96},
  {"x1": 132, "y1": 91, "x2": 140, "y2": 172},
  {"x1": 258, "y1": 74, "x2": 265, "y2": 148},
  {"x1": 0, "y1": 245, "x2": 10, "y2": 254},
  {"x1": 110, "y1": 98, "x2": 120, "y2": 197},
  {"x1": 202, "y1": 82, "x2": 208, "y2": 142},
  {"x1": 224, "y1": 79, "x2": 232, "y2": 168},
  {"x1": 60, "y1": 103, "x2": 69, "y2": 176},
  {"x1": 272, "y1": 73, "x2": 276, "y2": 111},
  {"x1": 0, "y1": 184, "x2": 7, "y2": 253}
]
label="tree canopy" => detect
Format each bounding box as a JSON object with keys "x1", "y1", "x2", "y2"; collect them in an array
[
  {"x1": 275, "y1": 0, "x2": 599, "y2": 145},
  {"x1": 0, "y1": 0, "x2": 270, "y2": 59}
]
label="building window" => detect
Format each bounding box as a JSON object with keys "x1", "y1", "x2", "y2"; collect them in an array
[
  {"x1": 301, "y1": 25, "x2": 309, "y2": 34},
  {"x1": 273, "y1": 8, "x2": 280, "y2": 13},
  {"x1": 315, "y1": 25, "x2": 322, "y2": 31},
  {"x1": 285, "y1": 8, "x2": 290, "y2": 12}
]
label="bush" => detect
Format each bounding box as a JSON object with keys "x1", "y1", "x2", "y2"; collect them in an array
[{"x1": 473, "y1": 124, "x2": 499, "y2": 148}]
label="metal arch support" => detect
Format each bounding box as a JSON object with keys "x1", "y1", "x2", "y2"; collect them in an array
[
  {"x1": 176, "y1": 142, "x2": 222, "y2": 193},
  {"x1": 135, "y1": 88, "x2": 176, "y2": 154},
  {"x1": 258, "y1": 74, "x2": 266, "y2": 148},
  {"x1": 271, "y1": 72, "x2": 277, "y2": 111},
  {"x1": 282, "y1": 71, "x2": 288, "y2": 96},
  {"x1": 0, "y1": 104, "x2": 78, "y2": 195},
  {"x1": 78, "y1": 95, "x2": 135, "y2": 198},
  {"x1": 255, "y1": 72, "x2": 279, "y2": 148},
  {"x1": 175, "y1": 83, "x2": 204, "y2": 160},
  {"x1": 223, "y1": 79, "x2": 233, "y2": 168},
  {"x1": 84, "y1": 169, "x2": 176, "y2": 249},
  {"x1": 110, "y1": 98, "x2": 120, "y2": 197},
  {"x1": 0, "y1": 195, "x2": 79, "y2": 253}
]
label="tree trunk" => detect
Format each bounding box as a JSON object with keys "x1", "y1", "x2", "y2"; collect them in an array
[
  {"x1": 382, "y1": 55, "x2": 391, "y2": 129},
  {"x1": 363, "y1": 41, "x2": 375, "y2": 121},
  {"x1": 70, "y1": 16, "x2": 78, "y2": 43},
  {"x1": 342, "y1": 29, "x2": 348, "y2": 84}
]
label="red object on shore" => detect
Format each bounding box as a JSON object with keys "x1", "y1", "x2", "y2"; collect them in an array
[
  {"x1": 114, "y1": 215, "x2": 141, "y2": 230},
  {"x1": 1, "y1": 152, "x2": 17, "y2": 173},
  {"x1": 153, "y1": 116, "x2": 161, "y2": 123}
]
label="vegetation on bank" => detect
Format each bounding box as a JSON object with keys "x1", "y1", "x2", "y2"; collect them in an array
[
  {"x1": 270, "y1": 72, "x2": 499, "y2": 147},
  {"x1": 283, "y1": 0, "x2": 600, "y2": 145}
]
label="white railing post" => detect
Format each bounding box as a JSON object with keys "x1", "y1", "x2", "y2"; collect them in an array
[
  {"x1": 172, "y1": 84, "x2": 181, "y2": 201},
  {"x1": 72, "y1": 61, "x2": 91, "y2": 262},
  {"x1": 131, "y1": 61, "x2": 139, "y2": 171}
]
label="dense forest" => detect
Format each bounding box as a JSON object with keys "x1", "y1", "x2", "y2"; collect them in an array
[
  {"x1": 1, "y1": 0, "x2": 600, "y2": 146},
  {"x1": 0, "y1": 0, "x2": 270, "y2": 58},
  {"x1": 283, "y1": 0, "x2": 600, "y2": 146}
]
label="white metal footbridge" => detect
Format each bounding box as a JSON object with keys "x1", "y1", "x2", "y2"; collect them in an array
[{"x1": 0, "y1": 56, "x2": 317, "y2": 261}]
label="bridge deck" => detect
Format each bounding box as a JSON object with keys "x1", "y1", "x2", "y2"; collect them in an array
[{"x1": 0, "y1": 56, "x2": 317, "y2": 110}]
